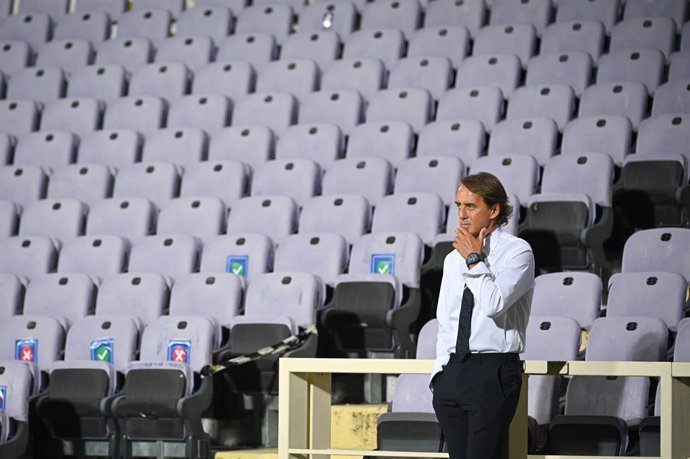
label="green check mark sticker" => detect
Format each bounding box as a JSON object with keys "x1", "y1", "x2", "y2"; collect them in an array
[
  {"x1": 371, "y1": 254, "x2": 395, "y2": 275},
  {"x1": 226, "y1": 256, "x2": 248, "y2": 278},
  {"x1": 90, "y1": 339, "x2": 114, "y2": 364}
]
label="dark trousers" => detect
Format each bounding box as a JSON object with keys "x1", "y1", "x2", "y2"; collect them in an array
[{"x1": 432, "y1": 353, "x2": 522, "y2": 459}]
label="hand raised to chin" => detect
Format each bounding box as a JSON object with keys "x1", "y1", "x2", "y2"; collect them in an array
[{"x1": 453, "y1": 226, "x2": 489, "y2": 259}]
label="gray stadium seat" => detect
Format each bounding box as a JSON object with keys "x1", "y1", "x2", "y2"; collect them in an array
[
  {"x1": 103, "y1": 95, "x2": 168, "y2": 134},
  {"x1": 55, "y1": 10, "x2": 111, "y2": 43},
  {"x1": 167, "y1": 94, "x2": 231, "y2": 131},
  {"x1": 192, "y1": 60, "x2": 255, "y2": 102},
  {"x1": 141, "y1": 127, "x2": 209, "y2": 170},
  {"x1": 128, "y1": 62, "x2": 191, "y2": 102},
  {"x1": 0, "y1": 99, "x2": 39, "y2": 137},
  {"x1": 597, "y1": 49, "x2": 665, "y2": 94},
  {"x1": 624, "y1": 0, "x2": 687, "y2": 29},
  {"x1": 0, "y1": 272, "x2": 23, "y2": 318},
  {"x1": 36, "y1": 37, "x2": 94, "y2": 76},
  {"x1": 347, "y1": 121, "x2": 414, "y2": 170},
  {"x1": 366, "y1": 88, "x2": 433, "y2": 133},
  {"x1": 17, "y1": 0, "x2": 68, "y2": 17},
  {"x1": 195, "y1": 0, "x2": 247, "y2": 11},
  {"x1": 610, "y1": 17, "x2": 676, "y2": 59},
  {"x1": 39, "y1": 97, "x2": 103, "y2": 140},
  {"x1": 394, "y1": 156, "x2": 464, "y2": 205},
  {"x1": 506, "y1": 84, "x2": 576, "y2": 131},
  {"x1": 67, "y1": 64, "x2": 127, "y2": 102},
  {"x1": 579, "y1": 82, "x2": 649, "y2": 129},
  {"x1": 555, "y1": 0, "x2": 619, "y2": 33},
  {"x1": 423, "y1": 0, "x2": 487, "y2": 37},
  {"x1": 154, "y1": 34, "x2": 215, "y2": 72},
  {"x1": 0, "y1": 314, "x2": 64, "y2": 372},
  {"x1": 0, "y1": 165, "x2": 47, "y2": 209},
  {"x1": 525, "y1": 52, "x2": 593, "y2": 97},
  {"x1": 116, "y1": 8, "x2": 171, "y2": 46},
  {"x1": 359, "y1": 0, "x2": 421, "y2": 39},
  {"x1": 669, "y1": 50, "x2": 690, "y2": 81},
  {"x1": 0, "y1": 40, "x2": 31, "y2": 76},
  {"x1": 207, "y1": 125, "x2": 274, "y2": 173},
  {"x1": 387, "y1": 56, "x2": 453, "y2": 101},
  {"x1": 455, "y1": 54, "x2": 521, "y2": 99},
  {"x1": 128, "y1": 235, "x2": 201, "y2": 286},
  {"x1": 112, "y1": 162, "x2": 180, "y2": 210},
  {"x1": 489, "y1": 118, "x2": 558, "y2": 166},
  {"x1": 251, "y1": 158, "x2": 321, "y2": 208},
  {"x1": 531, "y1": 271, "x2": 602, "y2": 330},
  {"x1": 540, "y1": 20, "x2": 605, "y2": 61},
  {"x1": 322, "y1": 157, "x2": 394, "y2": 206},
  {"x1": 256, "y1": 58, "x2": 319, "y2": 101},
  {"x1": 6, "y1": 66, "x2": 65, "y2": 104},
  {"x1": 74, "y1": 0, "x2": 127, "y2": 20},
  {"x1": 416, "y1": 120, "x2": 485, "y2": 170},
  {"x1": 651, "y1": 80, "x2": 690, "y2": 116},
  {"x1": 234, "y1": 3, "x2": 294, "y2": 44},
  {"x1": 274, "y1": 232, "x2": 348, "y2": 288},
  {"x1": 436, "y1": 86, "x2": 503, "y2": 132},
  {"x1": 473, "y1": 23, "x2": 537, "y2": 66},
  {"x1": 77, "y1": 129, "x2": 142, "y2": 169},
  {"x1": 13, "y1": 130, "x2": 77, "y2": 171},
  {"x1": 0, "y1": 235, "x2": 58, "y2": 284},
  {"x1": 372, "y1": 193, "x2": 444, "y2": 245},
  {"x1": 200, "y1": 233, "x2": 274, "y2": 280},
  {"x1": 175, "y1": 6, "x2": 233, "y2": 46},
  {"x1": 130, "y1": 0, "x2": 185, "y2": 18},
  {"x1": 46, "y1": 163, "x2": 112, "y2": 206},
  {"x1": 85, "y1": 197, "x2": 155, "y2": 243},
  {"x1": 622, "y1": 228, "x2": 690, "y2": 282},
  {"x1": 180, "y1": 160, "x2": 248, "y2": 207},
  {"x1": 0, "y1": 12, "x2": 52, "y2": 51},
  {"x1": 275, "y1": 123, "x2": 344, "y2": 170},
  {"x1": 216, "y1": 32, "x2": 277, "y2": 72},
  {"x1": 297, "y1": 0, "x2": 357, "y2": 39},
  {"x1": 56, "y1": 235, "x2": 128, "y2": 282},
  {"x1": 157, "y1": 197, "x2": 227, "y2": 242},
  {"x1": 490, "y1": 0, "x2": 552, "y2": 34},
  {"x1": 298, "y1": 89, "x2": 364, "y2": 136},
  {"x1": 320, "y1": 57, "x2": 385, "y2": 101},
  {"x1": 561, "y1": 115, "x2": 632, "y2": 166},
  {"x1": 0, "y1": 359, "x2": 34, "y2": 457},
  {"x1": 18, "y1": 198, "x2": 85, "y2": 246},
  {"x1": 343, "y1": 28, "x2": 405, "y2": 70},
  {"x1": 95, "y1": 272, "x2": 169, "y2": 327},
  {"x1": 23, "y1": 272, "x2": 95, "y2": 328},
  {"x1": 232, "y1": 91, "x2": 297, "y2": 137},
  {"x1": 226, "y1": 195, "x2": 298, "y2": 245},
  {"x1": 280, "y1": 31, "x2": 341, "y2": 72},
  {"x1": 299, "y1": 194, "x2": 371, "y2": 246},
  {"x1": 94, "y1": 37, "x2": 153, "y2": 74},
  {"x1": 406, "y1": 26, "x2": 470, "y2": 69}
]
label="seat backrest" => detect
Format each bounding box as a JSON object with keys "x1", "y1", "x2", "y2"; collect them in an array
[
  {"x1": 0, "y1": 315, "x2": 65, "y2": 372},
  {"x1": 360, "y1": 0, "x2": 421, "y2": 39},
  {"x1": 490, "y1": 0, "x2": 552, "y2": 34},
  {"x1": 610, "y1": 17, "x2": 676, "y2": 59},
  {"x1": 321, "y1": 57, "x2": 385, "y2": 101},
  {"x1": 94, "y1": 37, "x2": 153, "y2": 75},
  {"x1": 180, "y1": 160, "x2": 247, "y2": 207},
  {"x1": 298, "y1": 89, "x2": 364, "y2": 136},
  {"x1": 14, "y1": 130, "x2": 77, "y2": 171},
  {"x1": 555, "y1": 0, "x2": 619, "y2": 33},
  {"x1": 78, "y1": 128, "x2": 142, "y2": 169},
  {"x1": 139, "y1": 316, "x2": 215, "y2": 373},
  {"x1": 586, "y1": 316, "x2": 668, "y2": 362},
  {"x1": 200, "y1": 233, "x2": 274, "y2": 280},
  {"x1": 0, "y1": 236, "x2": 57, "y2": 284},
  {"x1": 372, "y1": 193, "x2": 444, "y2": 246},
  {"x1": 54, "y1": 10, "x2": 112, "y2": 44},
  {"x1": 128, "y1": 235, "x2": 200, "y2": 286},
  {"x1": 207, "y1": 125, "x2": 274, "y2": 174},
  {"x1": 128, "y1": 62, "x2": 190, "y2": 102},
  {"x1": 0, "y1": 39, "x2": 32, "y2": 76},
  {"x1": 225, "y1": 195, "x2": 298, "y2": 245},
  {"x1": 112, "y1": 161, "x2": 180, "y2": 210},
  {"x1": 564, "y1": 375, "x2": 650, "y2": 423},
  {"x1": 275, "y1": 123, "x2": 344, "y2": 170},
  {"x1": 674, "y1": 318, "x2": 690, "y2": 362},
  {"x1": 424, "y1": 0, "x2": 487, "y2": 37},
  {"x1": 216, "y1": 32, "x2": 277, "y2": 72},
  {"x1": 280, "y1": 30, "x2": 341, "y2": 72},
  {"x1": 347, "y1": 121, "x2": 415, "y2": 170},
  {"x1": 49, "y1": 165, "x2": 114, "y2": 211},
  {"x1": 166, "y1": 93, "x2": 231, "y2": 132},
  {"x1": 24, "y1": 273, "x2": 95, "y2": 328},
  {"x1": 394, "y1": 156, "x2": 464, "y2": 205},
  {"x1": 103, "y1": 95, "x2": 168, "y2": 134},
  {"x1": 624, "y1": 0, "x2": 687, "y2": 29},
  {"x1": 154, "y1": 34, "x2": 214, "y2": 71},
  {"x1": 35, "y1": 38, "x2": 94, "y2": 75},
  {"x1": 473, "y1": 23, "x2": 537, "y2": 67},
  {"x1": 387, "y1": 56, "x2": 453, "y2": 101},
  {"x1": 176, "y1": 6, "x2": 233, "y2": 46},
  {"x1": 96, "y1": 272, "x2": 169, "y2": 327},
  {"x1": 64, "y1": 315, "x2": 139, "y2": 373},
  {"x1": 561, "y1": 115, "x2": 632, "y2": 167},
  {"x1": 86, "y1": 198, "x2": 155, "y2": 243},
  {"x1": 0, "y1": 273, "x2": 22, "y2": 319},
  {"x1": 56, "y1": 235, "x2": 128, "y2": 281},
  {"x1": 7, "y1": 66, "x2": 66, "y2": 105},
  {"x1": 232, "y1": 91, "x2": 297, "y2": 137},
  {"x1": 235, "y1": 3, "x2": 295, "y2": 44},
  {"x1": 297, "y1": 0, "x2": 357, "y2": 39},
  {"x1": 597, "y1": 48, "x2": 665, "y2": 94},
  {"x1": 532, "y1": 272, "x2": 602, "y2": 330},
  {"x1": 416, "y1": 318, "x2": 438, "y2": 359},
  {"x1": 407, "y1": 26, "x2": 470, "y2": 69},
  {"x1": 637, "y1": 114, "x2": 690, "y2": 165},
  {"x1": 170, "y1": 273, "x2": 243, "y2": 327},
  {"x1": 0, "y1": 99, "x2": 39, "y2": 138},
  {"x1": 243, "y1": 272, "x2": 322, "y2": 332},
  {"x1": 607, "y1": 271, "x2": 686, "y2": 332},
  {"x1": 0, "y1": 12, "x2": 52, "y2": 53},
  {"x1": 470, "y1": 154, "x2": 538, "y2": 205},
  {"x1": 157, "y1": 197, "x2": 226, "y2": 242},
  {"x1": 349, "y1": 232, "x2": 424, "y2": 288},
  {"x1": 251, "y1": 158, "x2": 321, "y2": 207},
  {"x1": 256, "y1": 58, "x2": 319, "y2": 101},
  {"x1": 436, "y1": 86, "x2": 504, "y2": 133},
  {"x1": 622, "y1": 228, "x2": 690, "y2": 283},
  {"x1": 0, "y1": 360, "x2": 34, "y2": 422},
  {"x1": 579, "y1": 81, "x2": 649, "y2": 129},
  {"x1": 116, "y1": 8, "x2": 172, "y2": 44},
  {"x1": 322, "y1": 157, "x2": 394, "y2": 206},
  {"x1": 526, "y1": 51, "x2": 593, "y2": 98},
  {"x1": 489, "y1": 118, "x2": 558, "y2": 166},
  {"x1": 652, "y1": 80, "x2": 690, "y2": 117},
  {"x1": 274, "y1": 232, "x2": 348, "y2": 287},
  {"x1": 541, "y1": 152, "x2": 614, "y2": 207},
  {"x1": 40, "y1": 97, "x2": 103, "y2": 140},
  {"x1": 457, "y1": 53, "x2": 522, "y2": 98},
  {"x1": 18, "y1": 198, "x2": 85, "y2": 245},
  {"x1": 523, "y1": 315, "x2": 582, "y2": 360},
  {"x1": 417, "y1": 120, "x2": 485, "y2": 169},
  {"x1": 193, "y1": 60, "x2": 256, "y2": 103},
  {"x1": 366, "y1": 87, "x2": 433, "y2": 133},
  {"x1": 507, "y1": 84, "x2": 576, "y2": 131},
  {"x1": 299, "y1": 194, "x2": 371, "y2": 246},
  {"x1": 343, "y1": 28, "x2": 405, "y2": 70}
]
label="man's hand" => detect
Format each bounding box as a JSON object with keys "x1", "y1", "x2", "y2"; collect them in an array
[{"x1": 453, "y1": 226, "x2": 488, "y2": 260}]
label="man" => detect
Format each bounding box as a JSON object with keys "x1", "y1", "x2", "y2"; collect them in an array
[{"x1": 431, "y1": 172, "x2": 535, "y2": 459}]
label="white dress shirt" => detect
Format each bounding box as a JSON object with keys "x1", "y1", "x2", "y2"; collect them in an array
[{"x1": 431, "y1": 227, "x2": 535, "y2": 381}]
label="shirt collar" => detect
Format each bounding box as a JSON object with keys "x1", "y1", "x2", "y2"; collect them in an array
[{"x1": 483, "y1": 226, "x2": 504, "y2": 257}]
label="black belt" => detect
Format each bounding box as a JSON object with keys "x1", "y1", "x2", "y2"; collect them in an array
[{"x1": 449, "y1": 352, "x2": 520, "y2": 364}]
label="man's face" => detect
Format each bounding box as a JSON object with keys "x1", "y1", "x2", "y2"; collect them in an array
[{"x1": 455, "y1": 186, "x2": 498, "y2": 237}]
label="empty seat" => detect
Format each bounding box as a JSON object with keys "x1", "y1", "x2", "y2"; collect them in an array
[
  {"x1": 347, "y1": 121, "x2": 414, "y2": 170},
  {"x1": 298, "y1": 89, "x2": 364, "y2": 136},
  {"x1": 407, "y1": 26, "x2": 470, "y2": 69},
  {"x1": 175, "y1": 6, "x2": 234, "y2": 46},
  {"x1": 180, "y1": 160, "x2": 248, "y2": 206},
  {"x1": 232, "y1": 91, "x2": 297, "y2": 137},
  {"x1": 320, "y1": 57, "x2": 385, "y2": 101},
  {"x1": 35, "y1": 38, "x2": 94, "y2": 76},
  {"x1": 491, "y1": 0, "x2": 552, "y2": 34},
  {"x1": 256, "y1": 59, "x2": 319, "y2": 101},
  {"x1": 157, "y1": 197, "x2": 226, "y2": 242},
  {"x1": 473, "y1": 23, "x2": 537, "y2": 66},
  {"x1": 372, "y1": 193, "x2": 444, "y2": 245},
  {"x1": 417, "y1": 120, "x2": 485, "y2": 170},
  {"x1": 0, "y1": 165, "x2": 47, "y2": 208},
  {"x1": 0, "y1": 40, "x2": 32, "y2": 77},
  {"x1": 95, "y1": 37, "x2": 153, "y2": 74},
  {"x1": 607, "y1": 271, "x2": 686, "y2": 331},
  {"x1": 541, "y1": 20, "x2": 605, "y2": 61},
  {"x1": 322, "y1": 157, "x2": 394, "y2": 206},
  {"x1": 597, "y1": 49, "x2": 665, "y2": 94},
  {"x1": 128, "y1": 235, "x2": 200, "y2": 285},
  {"x1": 555, "y1": 0, "x2": 619, "y2": 33},
  {"x1": 155, "y1": 35, "x2": 214, "y2": 72},
  {"x1": 0, "y1": 236, "x2": 57, "y2": 283},
  {"x1": 276, "y1": 123, "x2": 343, "y2": 170},
  {"x1": 39, "y1": 97, "x2": 103, "y2": 140},
  {"x1": 112, "y1": 162, "x2": 180, "y2": 210},
  {"x1": 192, "y1": 61, "x2": 255, "y2": 102},
  {"x1": 54, "y1": 11, "x2": 111, "y2": 43},
  {"x1": 56, "y1": 235, "x2": 127, "y2": 282},
  {"x1": 24, "y1": 273, "x2": 95, "y2": 328},
  {"x1": 216, "y1": 32, "x2": 277, "y2": 72},
  {"x1": 473, "y1": 153, "x2": 541, "y2": 212},
  {"x1": 274, "y1": 232, "x2": 348, "y2": 287},
  {"x1": 359, "y1": 0, "x2": 421, "y2": 39},
  {"x1": 128, "y1": 62, "x2": 191, "y2": 102},
  {"x1": 6, "y1": 66, "x2": 66, "y2": 105},
  {"x1": 526, "y1": 52, "x2": 592, "y2": 97},
  {"x1": 652, "y1": 80, "x2": 690, "y2": 116},
  {"x1": 579, "y1": 82, "x2": 649, "y2": 129},
  {"x1": 13, "y1": 131, "x2": 77, "y2": 171},
  {"x1": 95, "y1": 272, "x2": 169, "y2": 327},
  {"x1": 0, "y1": 314, "x2": 64, "y2": 371},
  {"x1": 0, "y1": 99, "x2": 39, "y2": 137},
  {"x1": 103, "y1": 95, "x2": 167, "y2": 134},
  {"x1": 0, "y1": 200, "x2": 18, "y2": 241},
  {"x1": 395, "y1": 156, "x2": 464, "y2": 205},
  {"x1": 67, "y1": 64, "x2": 127, "y2": 102},
  {"x1": 200, "y1": 233, "x2": 274, "y2": 280},
  {"x1": 610, "y1": 17, "x2": 676, "y2": 59},
  {"x1": 207, "y1": 125, "x2": 273, "y2": 173},
  {"x1": 0, "y1": 360, "x2": 34, "y2": 457},
  {"x1": 561, "y1": 115, "x2": 632, "y2": 166},
  {"x1": 622, "y1": 228, "x2": 690, "y2": 282},
  {"x1": 507, "y1": 84, "x2": 575, "y2": 131},
  {"x1": 388, "y1": 56, "x2": 453, "y2": 101},
  {"x1": 455, "y1": 54, "x2": 521, "y2": 99},
  {"x1": 280, "y1": 31, "x2": 341, "y2": 72},
  {"x1": 48, "y1": 164, "x2": 114, "y2": 213},
  {"x1": 18, "y1": 198, "x2": 85, "y2": 245},
  {"x1": 0, "y1": 272, "x2": 23, "y2": 317},
  {"x1": 299, "y1": 194, "x2": 371, "y2": 246},
  {"x1": 0, "y1": 12, "x2": 52, "y2": 51},
  {"x1": 141, "y1": 127, "x2": 209, "y2": 170},
  {"x1": 251, "y1": 158, "x2": 321, "y2": 208},
  {"x1": 531, "y1": 272, "x2": 602, "y2": 330},
  {"x1": 17, "y1": 0, "x2": 68, "y2": 17},
  {"x1": 343, "y1": 28, "x2": 405, "y2": 70},
  {"x1": 116, "y1": 8, "x2": 172, "y2": 45},
  {"x1": 489, "y1": 118, "x2": 558, "y2": 166},
  {"x1": 437, "y1": 86, "x2": 504, "y2": 132},
  {"x1": 77, "y1": 129, "x2": 142, "y2": 169},
  {"x1": 226, "y1": 195, "x2": 298, "y2": 245},
  {"x1": 74, "y1": 0, "x2": 127, "y2": 19},
  {"x1": 624, "y1": 0, "x2": 687, "y2": 29},
  {"x1": 637, "y1": 114, "x2": 690, "y2": 164},
  {"x1": 423, "y1": 0, "x2": 487, "y2": 37},
  {"x1": 86, "y1": 197, "x2": 155, "y2": 243},
  {"x1": 297, "y1": 1, "x2": 357, "y2": 39},
  {"x1": 669, "y1": 50, "x2": 690, "y2": 82},
  {"x1": 235, "y1": 4, "x2": 294, "y2": 44},
  {"x1": 366, "y1": 88, "x2": 433, "y2": 133}
]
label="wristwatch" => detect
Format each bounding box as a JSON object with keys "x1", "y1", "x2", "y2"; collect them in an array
[{"x1": 465, "y1": 252, "x2": 486, "y2": 268}]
